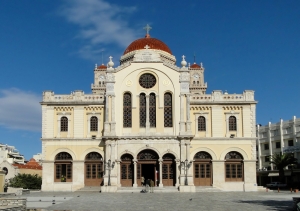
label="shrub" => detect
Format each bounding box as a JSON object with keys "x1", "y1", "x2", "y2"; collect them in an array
[{"x1": 9, "y1": 174, "x2": 42, "y2": 189}]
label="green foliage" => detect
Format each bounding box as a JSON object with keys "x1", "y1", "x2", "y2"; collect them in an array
[
  {"x1": 269, "y1": 153, "x2": 298, "y2": 182},
  {"x1": 8, "y1": 174, "x2": 42, "y2": 189}
]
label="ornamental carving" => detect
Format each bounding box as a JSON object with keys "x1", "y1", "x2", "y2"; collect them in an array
[
  {"x1": 180, "y1": 72, "x2": 190, "y2": 81},
  {"x1": 85, "y1": 152, "x2": 102, "y2": 160},
  {"x1": 106, "y1": 84, "x2": 114, "y2": 91},
  {"x1": 194, "y1": 152, "x2": 212, "y2": 160},
  {"x1": 138, "y1": 150, "x2": 158, "y2": 160},
  {"x1": 225, "y1": 151, "x2": 243, "y2": 160},
  {"x1": 106, "y1": 73, "x2": 115, "y2": 82}
]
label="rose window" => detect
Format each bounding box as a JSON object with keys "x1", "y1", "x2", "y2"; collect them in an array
[{"x1": 139, "y1": 74, "x2": 156, "y2": 89}]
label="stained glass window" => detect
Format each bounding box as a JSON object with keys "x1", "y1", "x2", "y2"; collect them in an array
[
  {"x1": 139, "y1": 93, "x2": 146, "y2": 127},
  {"x1": 123, "y1": 93, "x2": 132, "y2": 127},
  {"x1": 198, "y1": 116, "x2": 206, "y2": 131},
  {"x1": 149, "y1": 93, "x2": 156, "y2": 127},
  {"x1": 164, "y1": 93, "x2": 172, "y2": 127},
  {"x1": 139, "y1": 73, "x2": 156, "y2": 89},
  {"x1": 229, "y1": 116, "x2": 237, "y2": 131},
  {"x1": 60, "y1": 117, "x2": 68, "y2": 132},
  {"x1": 90, "y1": 116, "x2": 98, "y2": 131}
]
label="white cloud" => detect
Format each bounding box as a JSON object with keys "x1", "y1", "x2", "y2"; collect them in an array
[
  {"x1": 59, "y1": 0, "x2": 140, "y2": 60},
  {"x1": 0, "y1": 88, "x2": 41, "y2": 132}
]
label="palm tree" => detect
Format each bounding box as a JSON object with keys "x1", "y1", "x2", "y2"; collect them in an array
[{"x1": 269, "y1": 153, "x2": 298, "y2": 183}]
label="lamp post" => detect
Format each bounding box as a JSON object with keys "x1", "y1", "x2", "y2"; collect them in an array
[
  {"x1": 106, "y1": 159, "x2": 115, "y2": 186},
  {"x1": 181, "y1": 159, "x2": 192, "y2": 186}
]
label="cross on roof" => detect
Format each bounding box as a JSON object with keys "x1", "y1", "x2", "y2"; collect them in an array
[
  {"x1": 144, "y1": 45, "x2": 150, "y2": 50},
  {"x1": 143, "y1": 24, "x2": 152, "y2": 35}
]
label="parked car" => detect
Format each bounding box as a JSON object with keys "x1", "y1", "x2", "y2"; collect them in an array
[{"x1": 266, "y1": 182, "x2": 287, "y2": 188}]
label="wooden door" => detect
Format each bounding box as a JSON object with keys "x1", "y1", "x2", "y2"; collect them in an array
[
  {"x1": 84, "y1": 162, "x2": 103, "y2": 186},
  {"x1": 194, "y1": 162, "x2": 212, "y2": 186},
  {"x1": 162, "y1": 162, "x2": 175, "y2": 186},
  {"x1": 121, "y1": 162, "x2": 133, "y2": 186}
]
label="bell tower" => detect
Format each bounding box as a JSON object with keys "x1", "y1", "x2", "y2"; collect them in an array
[{"x1": 189, "y1": 62, "x2": 207, "y2": 95}]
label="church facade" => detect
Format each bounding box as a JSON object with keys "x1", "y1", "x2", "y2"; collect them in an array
[{"x1": 41, "y1": 28, "x2": 257, "y2": 192}]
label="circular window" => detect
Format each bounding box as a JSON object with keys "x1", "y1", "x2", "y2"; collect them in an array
[{"x1": 139, "y1": 74, "x2": 156, "y2": 89}]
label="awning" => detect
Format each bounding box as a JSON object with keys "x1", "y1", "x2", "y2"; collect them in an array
[{"x1": 268, "y1": 173, "x2": 279, "y2": 177}]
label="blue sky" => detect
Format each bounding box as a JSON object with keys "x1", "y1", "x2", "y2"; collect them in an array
[{"x1": 0, "y1": 0, "x2": 299, "y2": 160}]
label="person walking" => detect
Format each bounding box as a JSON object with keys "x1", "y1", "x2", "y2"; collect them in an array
[
  {"x1": 150, "y1": 179, "x2": 154, "y2": 193},
  {"x1": 141, "y1": 176, "x2": 145, "y2": 187}
]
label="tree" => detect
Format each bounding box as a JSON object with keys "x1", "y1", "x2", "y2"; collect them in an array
[
  {"x1": 8, "y1": 174, "x2": 42, "y2": 189},
  {"x1": 269, "y1": 153, "x2": 298, "y2": 183}
]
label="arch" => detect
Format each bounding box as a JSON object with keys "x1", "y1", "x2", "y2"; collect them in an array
[
  {"x1": 80, "y1": 148, "x2": 104, "y2": 160},
  {"x1": 229, "y1": 116, "x2": 237, "y2": 131},
  {"x1": 136, "y1": 147, "x2": 161, "y2": 159},
  {"x1": 119, "y1": 150, "x2": 135, "y2": 160},
  {"x1": 149, "y1": 93, "x2": 156, "y2": 127},
  {"x1": 198, "y1": 116, "x2": 206, "y2": 131},
  {"x1": 137, "y1": 149, "x2": 159, "y2": 160},
  {"x1": 161, "y1": 150, "x2": 179, "y2": 160},
  {"x1": 162, "y1": 153, "x2": 176, "y2": 160},
  {"x1": 121, "y1": 153, "x2": 134, "y2": 161},
  {"x1": 90, "y1": 116, "x2": 98, "y2": 131},
  {"x1": 55, "y1": 152, "x2": 73, "y2": 161},
  {"x1": 85, "y1": 152, "x2": 103, "y2": 160},
  {"x1": 219, "y1": 147, "x2": 249, "y2": 160},
  {"x1": 50, "y1": 148, "x2": 76, "y2": 161},
  {"x1": 224, "y1": 151, "x2": 243, "y2": 160},
  {"x1": 193, "y1": 151, "x2": 212, "y2": 160},
  {"x1": 190, "y1": 147, "x2": 217, "y2": 160},
  {"x1": 139, "y1": 93, "x2": 146, "y2": 127}
]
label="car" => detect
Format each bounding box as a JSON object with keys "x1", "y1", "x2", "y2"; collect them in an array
[{"x1": 266, "y1": 182, "x2": 287, "y2": 188}]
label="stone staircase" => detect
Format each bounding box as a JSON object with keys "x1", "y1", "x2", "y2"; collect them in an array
[
  {"x1": 195, "y1": 186, "x2": 221, "y2": 192},
  {"x1": 117, "y1": 186, "x2": 179, "y2": 193}
]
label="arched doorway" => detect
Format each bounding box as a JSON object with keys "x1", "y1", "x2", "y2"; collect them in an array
[
  {"x1": 84, "y1": 152, "x2": 103, "y2": 186},
  {"x1": 225, "y1": 151, "x2": 243, "y2": 182},
  {"x1": 193, "y1": 151, "x2": 212, "y2": 186},
  {"x1": 120, "y1": 154, "x2": 133, "y2": 187},
  {"x1": 137, "y1": 150, "x2": 159, "y2": 186},
  {"x1": 54, "y1": 152, "x2": 73, "y2": 182},
  {"x1": 162, "y1": 153, "x2": 176, "y2": 186}
]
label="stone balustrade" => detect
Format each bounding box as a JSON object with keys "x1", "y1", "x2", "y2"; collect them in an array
[
  {"x1": 191, "y1": 90, "x2": 255, "y2": 102},
  {"x1": 42, "y1": 90, "x2": 104, "y2": 103}
]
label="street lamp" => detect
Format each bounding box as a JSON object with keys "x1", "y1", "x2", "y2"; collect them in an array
[
  {"x1": 106, "y1": 159, "x2": 115, "y2": 186},
  {"x1": 181, "y1": 159, "x2": 192, "y2": 186}
]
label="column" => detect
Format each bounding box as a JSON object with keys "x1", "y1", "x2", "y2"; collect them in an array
[
  {"x1": 97, "y1": 117, "x2": 100, "y2": 137},
  {"x1": 146, "y1": 95, "x2": 150, "y2": 131},
  {"x1": 133, "y1": 159, "x2": 138, "y2": 187},
  {"x1": 159, "y1": 159, "x2": 163, "y2": 187},
  {"x1": 180, "y1": 94, "x2": 185, "y2": 132},
  {"x1": 57, "y1": 119, "x2": 60, "y2": 138},
  {"x1": 67, "y1": 118, "x2": 71, "y2": 138},
  {"x1": 111, "y1": 95, "x2": 116, "y2": 134},
  {"x1": 175, "y1": 159, "x2": 180, "y2": 187},
  {"x1": 104, "y1": 95, "x2": 110, "y2": 133},
  {"x1": 186, "y1": 94, "x2": 192, "y2": 132},
  {"x1": 87, "y1": 117, "x2": 90, "y2": 137}
]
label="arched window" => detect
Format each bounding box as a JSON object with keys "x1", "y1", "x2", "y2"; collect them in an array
[
  {"x1": 90, "y1": 116, "x2": 98, "y2": 131},
  {"x1": 229, "y1": 116, "x2": 237, "y2": 131},
  {"x1": 123, "y1": 93, "x2": 132, "y2": 127},
  {"x1": 164, "y1": 93, "x2": 172, "y2": 127},
  {"x1": 55, "y1": 152, "x2": 73, "y2": 182},
  {"x1": 85, "y1": 152, "x2": 103, "y2": 185},
  {"x1": 149, "y1": 93, "x2": 156, "y2": 127},
  {"x1": 60, "y1": 117, "x2": 68, "y2": 132},
  {"x1": 139, "y1": 93, "x2": 146, "y2": 127},
  {"x1": 198, "y1": 116, "x2": 206, "y2": 131},
  {"x1": 225, "y1": 151, "x2": 243, "y2": 182}
]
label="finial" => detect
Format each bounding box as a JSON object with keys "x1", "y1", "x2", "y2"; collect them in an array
[
  {"x1": 181, "y1": 55, "x2": 187, "y2": 67},
  {"x1": 200, "y1": 62, "x2": 203, "y2": 68},
  {"x1": 143, "y1": 24, "x2": 152, "y2": 38},
  {"x1": 108, "y1": 56, "x2": 114, "y2": 68},
  {"x1": 95, "y1": 63, "x2": 97, "y2": 68},
  {"x1": 188, "y1": 63, "x2": 190, "y2": 68}
]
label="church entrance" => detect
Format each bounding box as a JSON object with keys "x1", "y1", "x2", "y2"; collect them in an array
[
  {"x1": 193, "y1": 151, "x2": 212, "y2": 186},
  {"x1": 137, "y1": 149, "x2": 159, "y2": 187},
  {"x1": 162, "y1": 153, "x2": 176, "y2": 186},
  {"x1": 120, "y1": 154, "x2": 134, "y2": 187},
  {"x1": 84, "y1": 152, "x2": 103, "y2": 186}
]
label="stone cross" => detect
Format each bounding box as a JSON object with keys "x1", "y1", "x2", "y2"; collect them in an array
[
  {"x1": 144, "y1": 45, "x2": 150, "y2": 50},
  {"x1": 143, "y1": 24, "x2": 152, "y2": 34},
  {"x1": 182, "y1": 55, "x2": 185, "y2": 61}
]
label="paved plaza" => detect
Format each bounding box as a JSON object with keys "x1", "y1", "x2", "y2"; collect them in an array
[{"x1": 19, "y1": 190, "x2": 296, "y2": 211}]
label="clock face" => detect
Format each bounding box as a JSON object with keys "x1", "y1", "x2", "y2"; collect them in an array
[
  {"x1": 99, "y1": 75, "x2": 105, "y2": 80},
  {"x1": 193, "y1": 74, "x2": 199, "y2": 79}
]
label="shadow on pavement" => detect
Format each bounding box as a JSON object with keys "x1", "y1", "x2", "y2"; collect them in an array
[{"x1": 235, "y1": 199, "x2": 293, "y2": 211}]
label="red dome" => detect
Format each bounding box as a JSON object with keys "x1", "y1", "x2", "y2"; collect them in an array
[
  {"x1": 124, "y1": 36, "x2": 172, "y2": 55},
  {"x1": 190, "y1": 63, "x2": 201, "y2": 68},
  {"x1": 97, "y1": 64, "x2": 107, "y2": 70}
]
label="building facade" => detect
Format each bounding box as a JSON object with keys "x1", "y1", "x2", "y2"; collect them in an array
[
  {"x1": 41, "y1": 28, "x2": 257, "y2": 192},
  {"x1": 256, "y1": 116, "x2": 300, "y2": 186}
]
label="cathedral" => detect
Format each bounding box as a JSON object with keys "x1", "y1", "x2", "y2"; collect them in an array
[{"x1": 41, "y1": 25, "x2": 257, "y2": 192}]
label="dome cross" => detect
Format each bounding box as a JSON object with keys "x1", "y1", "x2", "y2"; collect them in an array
[{"x1": 143, "y1": 24, "x2": 152, "y2": 35}]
